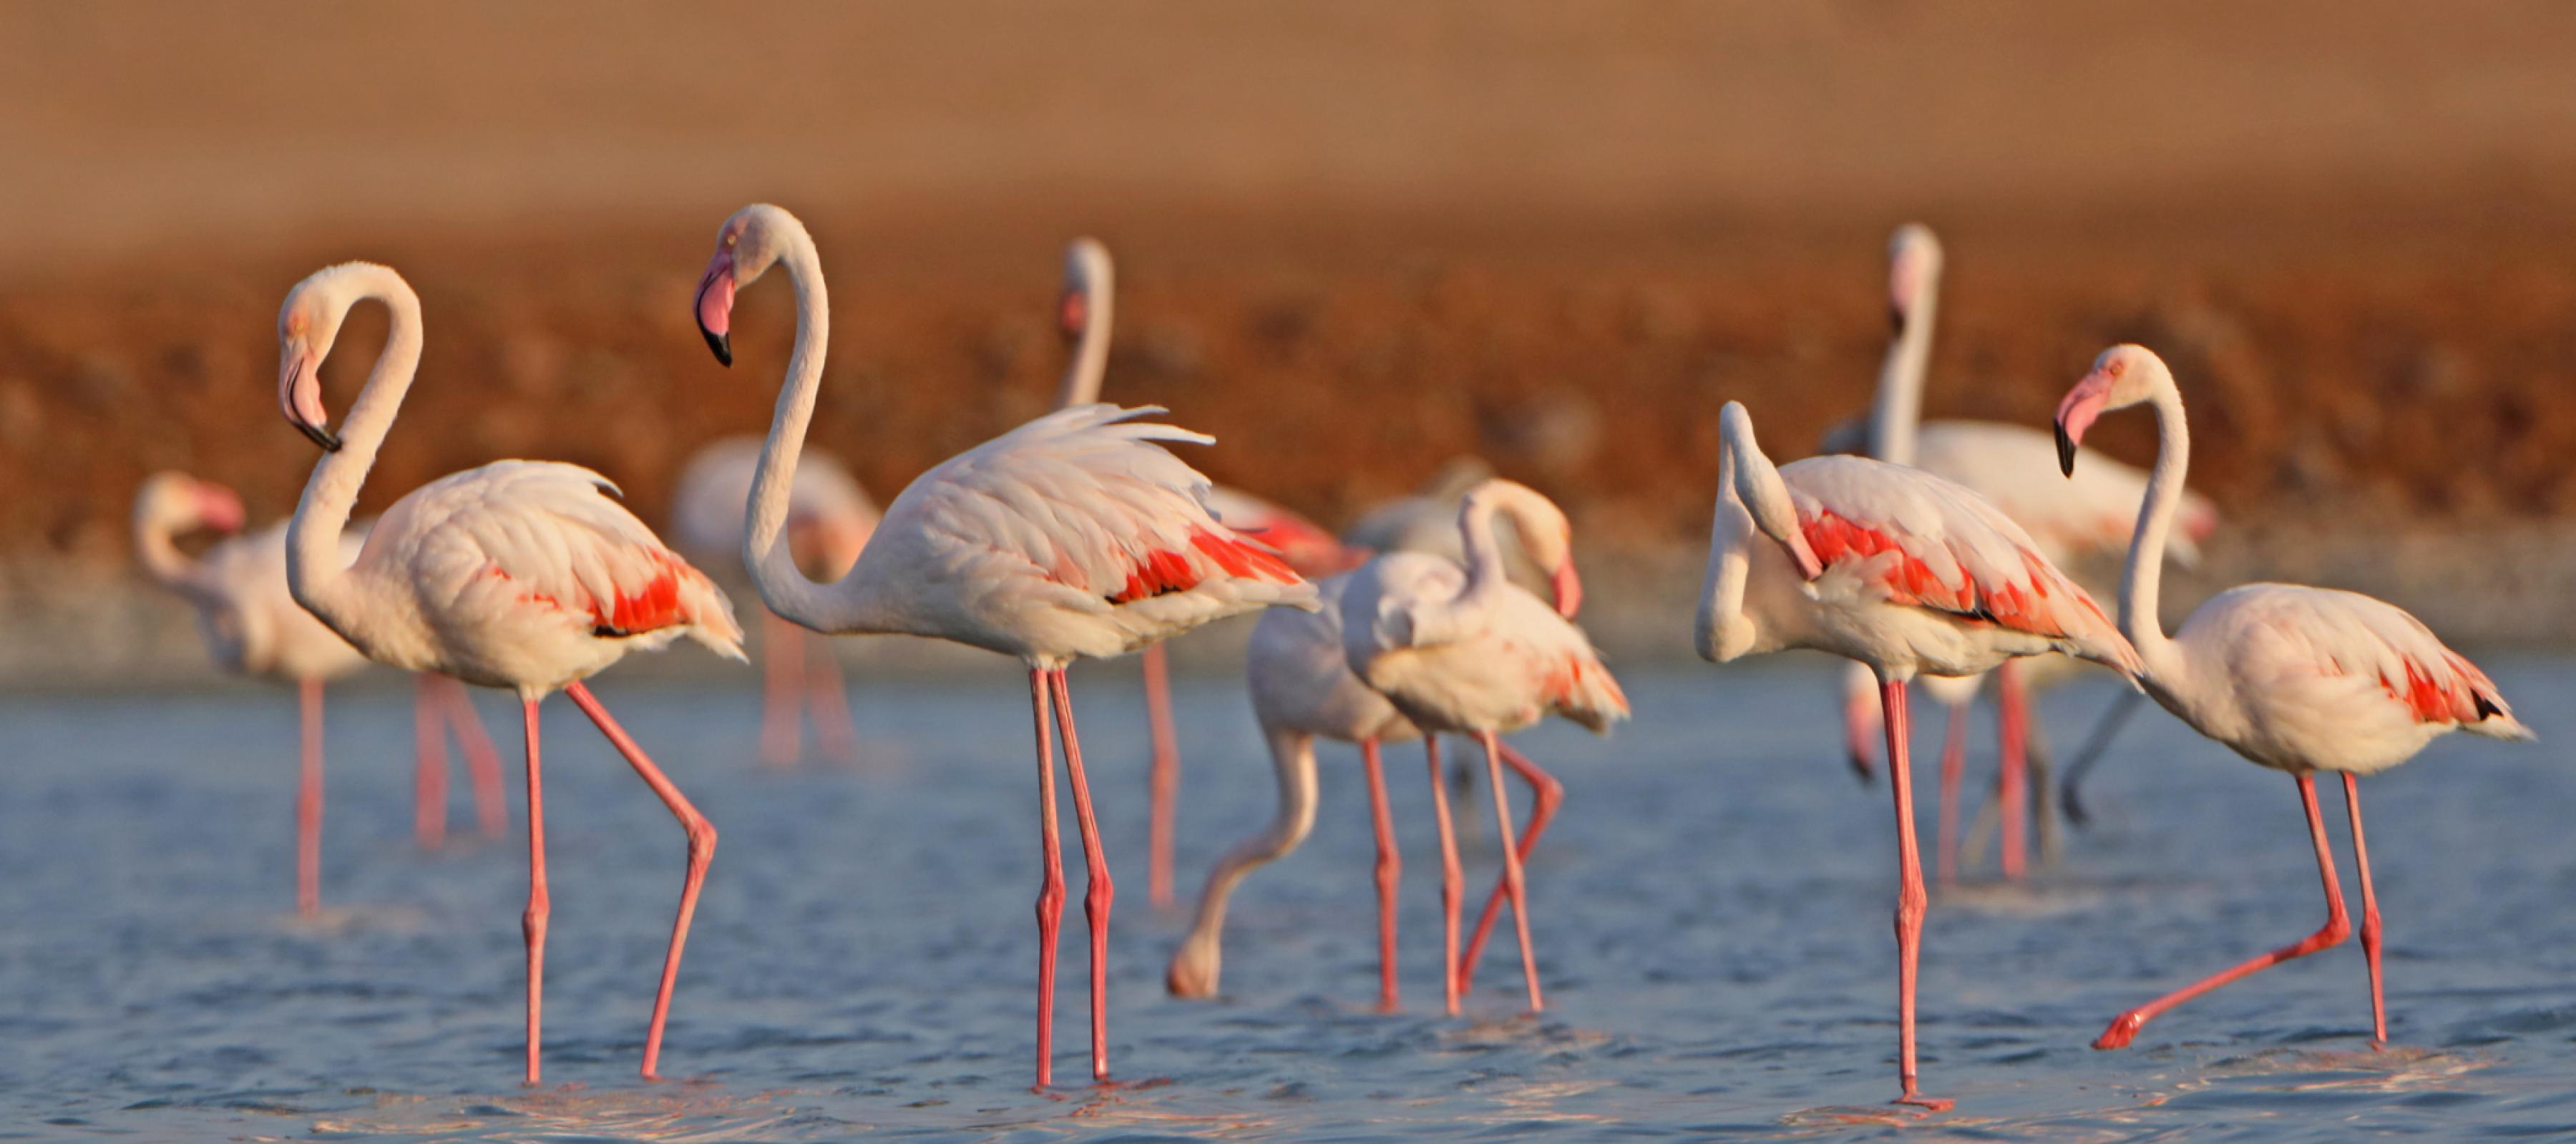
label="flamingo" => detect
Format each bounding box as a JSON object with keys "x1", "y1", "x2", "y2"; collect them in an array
[
  {"x1": 2054, "y1": 344, "x2": 2531, "y2": 1051},
  {"x1": 1164, "y1": 498, "x2": 1581, "y2": 1012},
  {"x1": 1050, "y1": 237, "x2": 1356, "y2": 910},
  {"x1": 1695, "y1": 400, "x2": 2142, "y2": 1110},
  {"x1": 132, "y1": 472, "x2": 506, "y2": 914},
  {"x1": 692, "y1": 204, "x2": 1315, "y2": 1089},
  {"x1": 274, "y1": 262, "x2": 746, "y2": 1085},
  {"x1": 1338, "y1": 479, "x2": 1626, "y2": 1014},
  {"x1": 670, "y1": 436, "x2": 878, "y2": 768},
  {"x1": 1828, "y1": 223, "x2": 2218, "y2": 883}
]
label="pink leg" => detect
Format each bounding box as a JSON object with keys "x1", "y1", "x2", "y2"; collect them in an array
[
  {"x1": 1936, "y1": 701, "x2": 1966, "y2": 887},
  {"x1": 1478, "y1": 732, "x2": 1543, "y2": 1012},
  {"x1": 1050, "y1": 668, "x2": 1116, "y2": 1082},
  {"x1": 297, "y1": 678, "x2": 325, "y2": 917},
  {"x1": 804, "y1": 630, "x2": 862, "y2": 766},
  {"x1": 1880, "y1": 678, "x2": 1951, "y2": 1111},
  {"x1": 435, "y1": 677, "x2": 509, "y2": 838},
  {"x1": 1995, "y1": 660, "x2": 2029, "y2": 881},
  {"x1": 2097, "y1": 773, "x2": 2351, "y2": 1050},
  {"x1": 1459, "y1": 742, "x2": 1561, "y2": 996},
  {"x1": 1142, "y1": 643, "x2": 1181, "y2": 910},
  {"x1": 517, "y1": 698, "x2": 550, "y2": 1085},
  {"x1": 760, "y1": 612, "x2": 805, "y2": 768},
  {"x1": 1359, "y1": 737, "x2": 1402, "y2": 1012},
  {"x1": 414, "y1": 675, "x2": 449, "y2": 851},
  {"x1": 1423, "y1": 738, "x2": 1463, "y2": 1015},
  {"x1": 2343, "y1": 773, "x2": 2387, "y2": 1047},
  {"x1": 564, "y1": 682, "x2": 718, "y2": 1082},
  {"x1": 1028, "y1": 668, "x2": 1066, "y2": 1091}
]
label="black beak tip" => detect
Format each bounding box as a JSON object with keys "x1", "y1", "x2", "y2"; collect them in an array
[
  {"x1": 1888, "y1": 305, "x2": 1906, "y2": 336},
  {"x1": 300, "y1": 421, "x2": 343, "y2": 453},
  {"x1": 701, "y1": 328, "x2": 733, "y2": 368},
  {"x1": 2054, "y1": 425, "x2": 2077, "y2": 476}
]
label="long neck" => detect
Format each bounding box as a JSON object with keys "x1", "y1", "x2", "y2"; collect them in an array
[
  {"x1": 1176, "y1": 725, "x2": 1319, "y2": 957},
  {"x1": 1456, "y1": 495, "x2": 1511, "y2": 602},
  {"x1": 737, "y1": 237, "x2": 839, "y2": 629},
  {"x1": 134, "y1": 505, "x2": 215, "y2": 605},
  {"x1": 1053, "y1": 286, "x2": 1111, "y2": 409},
  {"x1": 2118, "y1": 387, "x2": 2190, "y2": 674},
  {"x1": 287, "y1": 275, "x2": 422, "y2": 640},
  {"x1": 1696, "y1": 449, "x2": 1758, "y2": 661},
  {"x1": 1868, "y1": 285, "x2": 1936, "y2": 466}
]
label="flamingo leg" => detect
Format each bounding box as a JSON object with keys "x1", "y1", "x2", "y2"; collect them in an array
[
  {"x1": 563, "y1": 682, "x2": 717, "y2": 1082},
  {"x1": 1880, "y1": 678, "x2": 1951, "y2": 1111},
  {"x1": 759, "y1": 611, "x2": 805, "y2": 768},
  {"x1": 1049, "y1": 667, "x2": 1116, "y2": 1082},
  {"x1": 804, "y1": 630, "x2": 862, "y2": 766},
  {"x1": 1141, "y1": 642, "x2": 1180, "y2": 911},
  {"x1": 1478, "y1": 732, "x2": 1543, "y2": 1012},
  {"x1": 2095, "y1": 773, "x2": 2351, "y2": 1050},
  {"x1": 1028, "y1": 668, "x2": 1065, "y2": 1090},
  {"x1": 1936, "y1": 700, "x2": 1966, "y2": 887},
  {"x1": 1358, "y1": 737, "x2": 1402, "y2": 1012},
  {"x1": 517, "y1": 698, "x2": 550, "y2": 1086},
  {"x1": 1994, "y1": 660, "x2": 2029, "y2": 881},
  {"x1": 1422, "y1": 737, "x2": 1463, "y2": 1015},
  {"x1": 2343, "y1": 773, "x2": 2387, "y2": 1047},
  {"x1": 413, "y1": 675, "x2": 449, "y2": 851},
  {"x1": 437, "y1": 677, "x2": 509, "y2": 838},
  {"x1": 1459, "y1": 742, "x2": 1562, "y2": 996},
  {"x1": 297, "y1": 677, "x2": 324, "y2": 917}
]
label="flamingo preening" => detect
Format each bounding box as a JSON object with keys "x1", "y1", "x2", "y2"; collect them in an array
[
  {"x1": 1051, "y1": 237, "x2": 1355, "y2": 909},
  {"x1": 133, "y1": 472, "x2": 506, "y2": 915},
  {"x1": 275, "y1": 262, "x2": 746, "y2": 1085},
  {"x1": 1339, "y1": 479, "x2": 1625, "y2": 1014},
  {"x1": 2056, "y1": 344, "x2": 2530, "y2": 1051},
  {"x1": 670, "y1": 436, "x2": 878, "y2": 768},
  {"x1": 693, "y1": 204, "x2": 1315, "y2": 1089},
  {"x1": 1165, "y1": 479, "x2": 1591, "y2": 1014},
  {"x1": 1829, "y1": 223, "x2": 2218, "y2": 883},
  {"x1": 1697, "y1": 400, "x2": 2142, "y2": 1110}
]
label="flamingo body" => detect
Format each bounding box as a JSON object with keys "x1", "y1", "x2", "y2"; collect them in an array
[{"x1": 1342, "y1": 552, "x2": 1625, "y2": 735}]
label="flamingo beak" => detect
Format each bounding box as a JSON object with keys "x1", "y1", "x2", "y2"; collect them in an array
[
  {"x1": 1784, "y1": 529, "x2": 1825, "y2": 582},
  {"x1": 1845, "y1": 684, "x2": 1880, "y2": 783},
  {"x1": 695, "y1": 252, "x2": 736, "y2": 367},
  {"x1": 1550, "y1": 561, "x2": 1584, "y2": 620},
  {"x1": 2054, "y1": 371, "x2": 2113, "y2": 477},
  {"x1": 197, "y1": 483, "x2": 248, "y2": 534},
  {"x1": 1058, "y1": 288, "x2": 1088, "y2": 344},
  {"x1": 278, "y1": 346, "x2": 339, "y2": 452}
]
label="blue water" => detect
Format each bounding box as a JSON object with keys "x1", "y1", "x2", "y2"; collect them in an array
[{"x1": 4, "y1": 657, "x2": 2573, "y2": 1140}]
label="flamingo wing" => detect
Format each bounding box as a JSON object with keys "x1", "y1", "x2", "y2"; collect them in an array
[
  {"x1": 378, "y1": 461, "x2": 746, "y2": 659},
  {"x1": 1203, "y1": 485, "x2": 1355, "y2": 578},
  {"x1": 1780, "y1": 454, "x2": 2140, "y2": 674},
  {"x1": 2206, "y1": 584, "x2": 2529, "y2": 745}
]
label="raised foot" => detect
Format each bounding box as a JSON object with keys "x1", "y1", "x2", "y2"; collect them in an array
[
  {"x1": 1895, "y1": 1092, "x2": 1954, "y2": 1113},
  {"x1": 2094, "y1": 1010, "x2": 2147, "y2": 1050}
]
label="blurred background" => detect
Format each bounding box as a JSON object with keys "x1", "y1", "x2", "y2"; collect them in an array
[{"x1": 9, "y1": 0, "x2": 2576, "y2": 684}]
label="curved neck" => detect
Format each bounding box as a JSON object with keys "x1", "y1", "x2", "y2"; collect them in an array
[
  {"x1": 288, "y1": 272, "x2": 423, "y2": 638},
  {"x1": 1696, "y1": 448, "x2": 1757, "y2": 661},
  {"x1": 2118, "y1": 386, "x2": 2190, "y2": 674},
  {"x1": 1869, "y1": 283, "x2": 1936, "y2": 467},
  {"x1": 1053, "y1": 284, "x2": 1112, "y2": 409},
  {"x1": 743, "y1": 233, "x2": 860, "y2": 632},
  {"x1": 1456, "y1": 494, "x2": 1512, "y2": 600},
  {"x1": 134, "y1": 504, "x2": 215, "y2": 605},
  {"x1": 1178, "y1": 725, "x2": 1319, "y2": 953}
]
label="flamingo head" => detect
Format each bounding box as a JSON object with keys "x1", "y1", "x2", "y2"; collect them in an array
[
  {"x1": 138, "y1": 471, "x2": 246, "y2": 537},
  {"x1": 1718, "y1": 402, "x2": 1824, "y2": 581},
  {"x1": 1166, "y1": 929, "x2": 1220, "y2": 999},
  {"x1": 275, "y1": 265, "x2": 373, "y2": 452},
  {"x1": 695, "y1": 204, "x2": 804, "y2": 368},
  {"x1": 1461, "y1": 478, "x2": 1583, "y2": 618},
  {"x1": 1887, "y1": 223, "x2": 1943, "y2": 333},
  {"x1": 1058, "y1": 237, "x2": 1113, "y2": 348},
  {"x1": 2055, "y1": 343, "x2": 2173, "y2": 476}
]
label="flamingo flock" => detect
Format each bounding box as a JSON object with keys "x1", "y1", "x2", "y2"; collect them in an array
[{"x1": 124, "y1": 209, "x2": 2530, "y2": 1114}]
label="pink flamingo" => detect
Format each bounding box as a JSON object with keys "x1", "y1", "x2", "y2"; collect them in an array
[
  {"x1": 1829, "y1": 224, "x2": 2217, "y2": 884},
  {"x1": 1050, "y1": 236, "x2": 1357, "y2": 909},
  {"x1": 1338, "y1": 479, "x2": 1626, "y2": 1015},
  {"x1": 274, "y1": 262, "x2": 746, "y2": 1085},
  {"x1": 670, "y1": 436, "x2": 878, "y2": 768},
  {"x1": 2055, "y1": 344, "x2": 2530, "y2": 1051},
  {"x1": 693, "y1": 204, "x2": 1315, "y2": 1089},
  {"x1": 133, "y1": 471, "x2": 505, "y2": 914},
  {"x1": 1697, "y1": 400, "x2": 2142, "y2": 1110}
]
